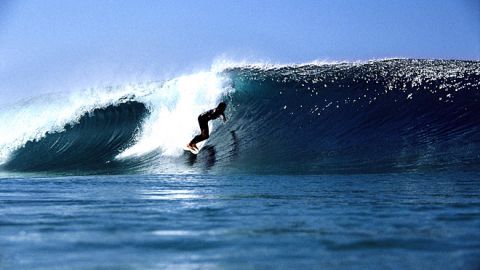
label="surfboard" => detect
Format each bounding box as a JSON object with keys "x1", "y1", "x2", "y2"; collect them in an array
[{"x1": 183, "y1": 140, "x2": 206, "y2": 155}]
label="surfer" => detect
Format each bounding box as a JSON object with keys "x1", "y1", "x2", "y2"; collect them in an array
[{"x1": 187, "y1": 102, "x2": 227, "y2": 151}]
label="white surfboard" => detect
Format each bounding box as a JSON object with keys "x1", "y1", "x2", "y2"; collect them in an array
[{"x1": 183, "y1": 140, "x2": 207, "y2": 155}]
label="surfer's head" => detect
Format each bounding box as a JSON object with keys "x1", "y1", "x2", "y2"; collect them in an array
[{"x1": 217, "y1": 102, "x2": 227, "y2": 112}]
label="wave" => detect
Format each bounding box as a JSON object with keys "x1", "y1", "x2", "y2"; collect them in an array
[
  {"x1": 1, "y1": 59, "x2": 479, "y2": 174},
  {"x1": 3, "y1": 101, "x2": 147, "y2": 172}
]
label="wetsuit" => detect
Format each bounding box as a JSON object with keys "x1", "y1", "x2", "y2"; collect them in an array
[{"x1": 190, "y1": 109, "x2": 225, "y2": 145}]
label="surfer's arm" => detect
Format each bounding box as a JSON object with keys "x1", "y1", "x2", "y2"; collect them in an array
[{"x1": 222, "y1": 113, "x2": 227, "y2": 122}]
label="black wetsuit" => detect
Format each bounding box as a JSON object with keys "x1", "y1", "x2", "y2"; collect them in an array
[{"x1": 190, "y1": 109, "x2": 225, "y2": 144}]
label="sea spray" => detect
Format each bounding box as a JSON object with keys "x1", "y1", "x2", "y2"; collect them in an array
[{"x1": 117, "y1": 71, "x2": 231, "y2": 158}]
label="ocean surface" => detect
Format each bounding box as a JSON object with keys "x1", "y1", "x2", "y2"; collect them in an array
[
  {"x1": 1, "y1": 59, "x2": 479, "y2": 269},
  {"x1": 0, "y1": 173, "x2": 479, "y2": 269}
]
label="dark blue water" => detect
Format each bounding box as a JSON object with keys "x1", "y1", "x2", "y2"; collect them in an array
[{"x1": 1, "y1": 173, "x2": 479, "y2": 269}]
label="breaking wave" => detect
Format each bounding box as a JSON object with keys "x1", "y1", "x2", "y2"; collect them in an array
[{"x1": 1, "y1": 59, "x2": 479, "y2": 174}]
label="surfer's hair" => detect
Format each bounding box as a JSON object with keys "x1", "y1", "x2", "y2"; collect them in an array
[{"x1": 217, "y1": 102, "x2": 227, "y2": 111}]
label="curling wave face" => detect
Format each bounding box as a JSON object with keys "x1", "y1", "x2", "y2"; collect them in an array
[{"x1": 1, "y1": 59, "x2": 479, "y2": 174}]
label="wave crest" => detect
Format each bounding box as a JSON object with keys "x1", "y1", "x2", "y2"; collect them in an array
[{"x1": 1, "y1": 59, "x2": 479, "y2": 174}]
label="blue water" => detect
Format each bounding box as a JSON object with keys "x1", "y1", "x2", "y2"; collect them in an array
[
  {"x1": 1, "y1": 59, "x2": 479, "y2": 269},
  {"x1": 2, "y1": 60, "x2": 479, "y2": 174},
  {"x1": 1, "y1": 173, "x2": 479, "y2": 269}
]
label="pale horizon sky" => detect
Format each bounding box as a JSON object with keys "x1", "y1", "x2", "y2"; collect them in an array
[{"x1": 0, "y1": 0, "x2": 479, "y2": 105}]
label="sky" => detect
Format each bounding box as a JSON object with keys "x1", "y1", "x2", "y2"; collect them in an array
[{"x1": 0, "y1": 0, "x2": 479, "y2": 105}]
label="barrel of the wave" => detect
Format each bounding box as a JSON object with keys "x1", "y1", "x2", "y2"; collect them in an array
[{"x1": 2, "y1": 101, "x2": 149, "y2": 172}]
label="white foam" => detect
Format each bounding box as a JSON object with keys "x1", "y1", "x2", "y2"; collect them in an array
[
  {"x1": 117, "y1": 71, "x2": 231, "y2": 158},
  {"x1": 210, "y1": 56, "x2": 404, "y2": 71}
]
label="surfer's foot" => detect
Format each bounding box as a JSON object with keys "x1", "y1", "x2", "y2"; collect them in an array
[{"x1": 187, "y1": 143, "x2": 198, "y2": 151}]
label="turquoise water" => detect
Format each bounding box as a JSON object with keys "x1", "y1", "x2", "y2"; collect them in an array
[{"x1": 1, "y1": 173, "x2": 479, "y2": 269}]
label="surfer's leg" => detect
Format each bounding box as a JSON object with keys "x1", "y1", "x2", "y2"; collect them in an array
[
  {"x1": 200, "y1": 120, "x2": 209, "y2": 139},
  {"x1": 189, "y1": 119, "x2": 209, "y2": 149}
]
